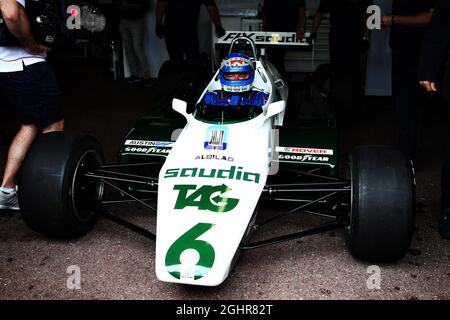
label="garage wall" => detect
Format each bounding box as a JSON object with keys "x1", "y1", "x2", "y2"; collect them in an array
[{"x1": 135, "y1": 0, "x2": 322, "y2": 78}]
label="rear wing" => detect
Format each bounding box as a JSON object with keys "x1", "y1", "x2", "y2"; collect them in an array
[
  {"x1": 212, "y1": 31, "x2": 314, "y2": 70},
  {"x1": 216, "y1": 31, "x2": 311, "y2": 49}
]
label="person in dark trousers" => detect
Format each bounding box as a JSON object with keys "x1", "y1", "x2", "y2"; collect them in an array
[
  {"x1": 381, "y1": 0, "x2": 436, "y2": 159},
  {"x1": 310, "y1": 0, "x2": 372, "y2": 125},
  {"x1": 418, "y1": 0, "x2": 450, "y2": 239},
  {"x1": 0, "y1": 0, "x2": 64, "y2": 211},
  {"x1": 155, "y1": 0, "x2": 225, "y2": 61},
  {"x1": 115, "y1": 0, "x2": 152, "y2": 86},
  {"x1": 262, "y1": 0, "x2": 307, "y2": 77}
]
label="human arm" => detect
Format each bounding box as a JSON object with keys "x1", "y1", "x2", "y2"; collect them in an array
[
  {"x1": 381, "y1": 12, "x2": 433, "y2": 28},
  {"x1": 155, "y1": 0, "x2": 167, "y2": 38},
  {"x1": 309, "y1": 0, "x2": 329, "y2": 43},
  {"x1": 206, "y1": 2, "x2": 225, "y2": 38},
  {"x1": 418, "y1": 0, "x2": 450, "y2": 91},
  {"x1": 0, "y1": 0, "x2": 47, "y2": 53},
  {"x1": 297, "y1": 6, "x2": 307, "y2": 40}
]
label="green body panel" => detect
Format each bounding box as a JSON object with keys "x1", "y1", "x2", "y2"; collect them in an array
[
  {"x1": 278, "y1": 126, "x2": 339, "y2": 177},
  {"x1": 117, "y1": 116, "x2": 183, "y2": 164},
  {"x1": 118, "y1": 117, "x2": 339, "y2": 175},
  {"x1": 116, "y1": 117, "x2": 339, "y2": 204}
]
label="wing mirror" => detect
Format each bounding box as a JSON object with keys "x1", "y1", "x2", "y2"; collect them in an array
[
  {"x1": 258, "y1": 100, "x2": 285, "y2": 125},
  {"x1": 172, "y1": 99, "x2": 192, "y2": 121}
]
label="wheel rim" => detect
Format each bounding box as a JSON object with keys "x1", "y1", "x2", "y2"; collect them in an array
[{"x1": 72, "y1": 150, "x2": 104, "y2": 223}]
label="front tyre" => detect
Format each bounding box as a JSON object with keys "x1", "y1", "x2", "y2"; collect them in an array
[
  {"x1": 19, "y1": 132, "x2": 104, "y2": 238},
  {"x1": 346, "y1": 146, "x2": 415, "y2": 262}
]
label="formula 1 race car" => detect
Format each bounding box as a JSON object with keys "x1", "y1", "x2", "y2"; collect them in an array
[{"x1": 18, "y1": 36, "x2": 415, "y2": 287}]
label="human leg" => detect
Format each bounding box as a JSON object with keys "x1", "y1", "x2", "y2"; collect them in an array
[
  {"x1": 130, "y1": 18, "x2": 151, "y2": 80},
  {"x1": 1, "y1": 124, "x2": 38, "y2": 189},
  {"x1": 120, "y1": 18, "x2": 141, "y2": 79},
  {"x1": 164, "y1": 26, "x2": 184, "y2": 61},
  {"x1": 392, "y1": 54, "x2": 420, "y2": 158}
]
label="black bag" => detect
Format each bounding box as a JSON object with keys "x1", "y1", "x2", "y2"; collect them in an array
[{"x1": 0, "y1": 0, "x2": 69, "y2": 47}]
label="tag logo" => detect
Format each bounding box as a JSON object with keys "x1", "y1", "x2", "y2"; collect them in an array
[{"x1": 174, "y1": 184, "x2": 239, "y2": 213}]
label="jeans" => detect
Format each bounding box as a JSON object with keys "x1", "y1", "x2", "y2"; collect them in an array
[{"x1": 119, "y1": 18, "x2": 151, "y2": 79}]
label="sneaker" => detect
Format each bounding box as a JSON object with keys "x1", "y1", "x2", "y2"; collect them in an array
[
  {"x1": 0, "y1": 190, "x2": 19, "y2": 211},
  {"x1": 126, "y1": 76, "x2": 141, "y2": 84},
  {"x1": 438, "y1": 209, "x2": 450, "y2": 239}
]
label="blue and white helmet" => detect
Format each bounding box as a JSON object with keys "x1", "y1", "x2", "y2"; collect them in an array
[{"x1": 219, "y1": 53, "x2": 255, "y2": 93}]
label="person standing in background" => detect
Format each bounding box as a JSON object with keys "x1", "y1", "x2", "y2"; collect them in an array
[
  {"x1": 381, "y1": 0, "x2": 436, "y2": 159},
  {"x1": 155, "y1": 0, "x2": 225, "y2": 62},
  {"x1": 310, "y1": 0, "x2": 372, "y2": 125},
  {"x1": 115, "y1": 0, "x2": 152, "y2": 87},
  {"x1": 418, "y1": 0, "x2": 450, "y2": 239},
  {"x1": 0, "y1": 0, "x2": 64, "y2": 211},
  {"x1": 262, "y1": 0, "x2": 307, "y2": 78}
]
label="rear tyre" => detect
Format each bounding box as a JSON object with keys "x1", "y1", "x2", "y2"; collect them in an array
[
  {"x1": 346, "y1": 146, "x2": 415, "y2": 262},
  {"x1": 19, "y1": 132, "x2": 104, "y2": 238}
]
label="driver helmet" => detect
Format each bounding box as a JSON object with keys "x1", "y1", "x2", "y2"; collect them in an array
[{"x1": 219, "y1": 53, "x2": 255, "y2": 93}]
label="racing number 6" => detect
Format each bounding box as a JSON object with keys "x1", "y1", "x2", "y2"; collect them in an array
[{"x1": 165, "y1": 223, "x2": 216, "y2": 280}]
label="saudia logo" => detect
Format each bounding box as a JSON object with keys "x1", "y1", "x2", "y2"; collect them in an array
[
  {"x1": 164, "y1": 166, "x2": 260, "y2": 184},
  {"x1": 174, "y1": 184, "x2": 239, "y2": 213}
]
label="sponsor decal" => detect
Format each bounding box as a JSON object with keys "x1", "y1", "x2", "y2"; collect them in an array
[
  {"x1": 164, "y1": 166, "x2": 260, "y2": 184},
  {"x1": 166, "y1": 223, "x2": 215, "y2": 280},
  {"x1": 204, "y1": 126, "x2": 228, "y2": 151},
  {"x1": 220, "y1": 31, "x2": 309, "y2": 46},
  {"x1": 195, "y1": 155, "x2": 234, "y2": 162},
  {"x1": 125, "y1": 140, "x2": 174, "y2": 147},
  {"x1": 124, "y1": 147, "x2": 170, "y2": 154},
  {"x1": 276, "y1": 146, "x2": 334, "y2": 155},
  {"x1": 229, "y1": 58, "x2": 245, "y2": 66},
  {"x1": 222, "y1": 57, "x2": 252, "y2": 68},
  {"x1": 174, "y1": 184, "x2": 239, "y2": 213},
  {"x1": 279, "y1": 154, "x2": 330, "y2": 162}
]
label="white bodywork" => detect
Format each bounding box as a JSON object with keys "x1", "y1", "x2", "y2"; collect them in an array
[{"x1": 155, "y1": 58, "x2": 287, "y2": 286}]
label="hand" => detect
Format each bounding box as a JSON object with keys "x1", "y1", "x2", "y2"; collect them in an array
[
  {"x1": 420, "y1": 81, "x2": 437, "y2": 92},
  {"x1": 297, "y1": 29, "x2": 305, "y2": 41},
  {"x1": 25, "y1": 41, "x2": 49, "y2": 54},
  {"x1": 307, "y1": 32, "x2": 317, "y2": 45},
  {"x1": 381, "y1": 14, "x2": 394, "y2": 28},
  {"x1": 156, "y1": 23, "x2": 164, "y2": 39},
  {"x1": 215, "y1": 24, "x2": 226, "y2": 38}
]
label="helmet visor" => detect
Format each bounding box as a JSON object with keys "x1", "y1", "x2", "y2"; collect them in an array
[{"x1": 222, "y1": 72, "x2": 251, "y2": 81}]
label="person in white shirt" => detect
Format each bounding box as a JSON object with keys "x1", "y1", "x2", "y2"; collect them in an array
[{"x1": 0, "y1": 0, "x2": 64, "y2": 211}]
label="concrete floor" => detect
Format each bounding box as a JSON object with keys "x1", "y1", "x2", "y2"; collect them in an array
[{"x1": 0, "y1": 59, "x2": 449, "y2": 300}]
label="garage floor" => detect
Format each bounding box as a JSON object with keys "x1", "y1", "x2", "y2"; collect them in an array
[{"x1": 0, "y1": 59, "x2": 449, "y2": 300}]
